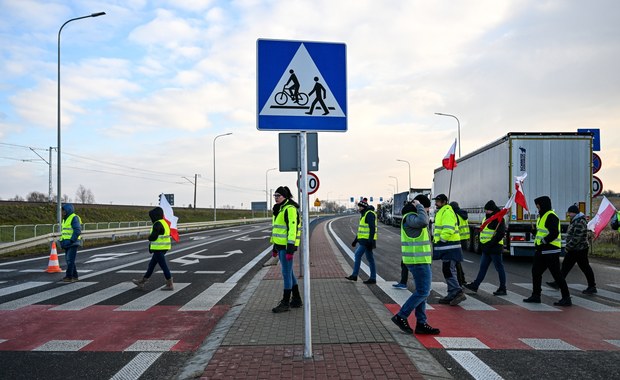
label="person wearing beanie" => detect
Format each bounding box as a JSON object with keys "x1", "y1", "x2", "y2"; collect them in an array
[
  {"x1": 133, "y1": 206, "x2": 174, "y2": 290},
  {"x1": 432, "y1": 194, "x2": 466, "y2": 306},
  {"x1": 270, "y1": 186, "x2": 303, "y2": 313},
  {"x1": 346, "y1": 197, "x2": 378, "y2": 284},
  {"x1": 449, "y1": 201, "x2": 469, "y2": 286},
  {"x1": 391, "y1": 194, "x2": 440, "y2": 335},
  {"x1": 523, "y1": 196, "x2": 572, "y2": 306},
  {"x1": 547, "y1": 204, "x2": 597, "y2": 294},
  {"x1": 463, "y1": 200, "x2": 507, "y2": 296}
]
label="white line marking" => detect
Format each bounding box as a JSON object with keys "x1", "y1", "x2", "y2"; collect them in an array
[
  {"x1": 114, "y1": 283, "x2": 190, "y2": 311},
  {"x1": 179, "y1": 283, "x2": 237, "y2": 311},
  {"x1": 33, "y1": 340, "x2": 92, "y2": 351},
  {"x1": 0, "y1": 282, "x2": 97, "y2": 310},
  {"x1": 437, "y1": 337, "x2": 490, "y2": 349},
  {"x1": 195, "y1": 271, "x2": 226, "y2": 274},
  {"x1": 477, "y1": 283, "x2": 560, "y2": 312},
  {"x1": 51, "y1": 282, "x2": 135, "y2": 311},
  {"x1": 514, "y1": 283, "x2": 618, "y2": 312},
  {"x1": 124, "y1": 339, "x2": 179, "y2": 352},
  {"x1": 432, "y1": 282, "x2": 496, "y2": 310},
  {"x1": 0, "y1": 281, "x2": 51, "y2": 297},
  {"x1": 604, "y1": 339, "x2": 620, "y2": 348},
  {"x1": 109, "y1": 352, "x2": 162, "y2": 380},
  {"x1": 447, "y1": 350, "x2": 503, "y2": 380},
  {"x1": 519, "y1": 338, "x2": 581, "y2": 350}
]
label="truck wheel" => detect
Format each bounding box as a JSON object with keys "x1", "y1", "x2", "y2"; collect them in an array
[{"x1": 472, "y1": 231, "x2": 481, "y2": 254}]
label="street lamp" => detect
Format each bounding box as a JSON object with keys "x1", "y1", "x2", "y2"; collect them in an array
[
  {"x1": 435, "y1": 112, "x2": 461, "y2": 157},
  {"x1": 57, "y1": 11, "x2": 106, "y2": 233},
  {"x1": 213, "y1": 132, "x2": 232, "y2": 221},
  {"x1": 388, "y1": 176, "x2": 399, "y2": 193},
  {"x1": 265, "y1": 167, "x2": 277, "y2": 214},
  {"x1": 396, "y1": 159, "x2": 411, "y2": 192}
]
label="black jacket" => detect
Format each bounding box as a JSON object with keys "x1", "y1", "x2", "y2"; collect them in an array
[
  {"x1": 534, "y1": 196, "x2": 560, "y2": 252},
  {"x1": 481, "y1": 208, "x2": 505, "y2": 254}
]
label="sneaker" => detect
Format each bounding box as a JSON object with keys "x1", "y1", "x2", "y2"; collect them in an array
[
  {"x1": 71, "y1": 277, "x2": 79, "y2": 283},
  {"x1": 345, "y1": 275, "x2": 357, "y2": 281},
  {"x1": 438, "y1": 296, "x2": 451, "y2": 304},
  {"x1": 493, "y1": 289, "x2": 507, "y2": 296},
  {"x1": 523, "y1": 295, "x2": 541, "y2": 303},
  {"x1": 391, "y1": 315, "x2": 413, "y2": 334},
  {"x1": 546, "y1": 281, "x2": 559, "y2": 290},
  {"x1": 363, "y1": 278, "x2": 377, "y2": 284},
  {"x1": 553, "y1": 297, "x2": 572, "y2": 307},
  {"x1": 582, "y1": 286, "x2": 597, "y2": 294},
  {"x1": 463, "y1": 283, "x2": 478, "y2": 293},
  {"x1": 62, "y1": 277, "x2": 72, "y2": 283},
  {"x1": 415, "y1": 322, "x2": 440, "y2": 335},
  {"x1": 392, "y1": 283, "x2": 407, "y2": 289},
  {"x1": 450, "y1": 291, "x2": 466, "y2": 306}
]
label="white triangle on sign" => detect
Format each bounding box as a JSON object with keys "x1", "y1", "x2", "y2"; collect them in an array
[{"x1": 259, "y1": 43, "x2": 345, "y2": 117}]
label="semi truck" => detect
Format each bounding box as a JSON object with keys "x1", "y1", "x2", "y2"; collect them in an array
[
  {"x1": 387, "y1": 188, "x2": 432, "y2": 227},
  {"x1": 432, "y1": 132, "x2": 593, "y2": 256}
]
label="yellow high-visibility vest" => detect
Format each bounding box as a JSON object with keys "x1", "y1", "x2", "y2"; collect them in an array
[
  {"x1": 535, "y1": 210, "x2": 561, "y2": 254},
  {"x1": 401, "y1": 212, "x2": 431, "y2": 264},
  {"x1": 150, "y1": 219, "x2": 171, "y2": 251}
]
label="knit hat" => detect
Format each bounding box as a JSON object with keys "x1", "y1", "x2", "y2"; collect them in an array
[
  {"x1": 567, "y1": 204, "x2": 579, "y2": 214},
  {"x1": 274, "y1": 186, "x2": 293, "y2": 199},
  {"x1": 484, "y1": 200, "x2": 499, "y2": 211},
  {"x1": 414, "y1": 194, "x2": 431, "y2": 208},
  {"x1": 357, "y1": 197, "x2": 368, "y2": 207}
]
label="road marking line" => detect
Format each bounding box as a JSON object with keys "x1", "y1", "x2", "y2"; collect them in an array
[
  {"x1": 437, "y1": 337, "x2": 490, "y2": 349},
  {"x1": 0, "y1": 281, "x2": 51, "y2": 297},
  {"x1": 124, "y1": 339, "x2": 179, "y2": 351},
  {"x1": 0, "y1": 282, "x2": 97, "y2": 310},
  {"x1": 477, "y1": 283, "x2": 560, "y2": 312},
  {"x1": 116, "y1": 270, "x2": 187, "y2": 274},
  {"x1": 568, "y1": 283, "x2": 620, "y2": 302},
  {"x1": 195, "y1": 270, "x2": 226, "y2": 274},
  {"x1": 114, "y1": 283, "x2": 190, "y2": 311},
  {"x1": 179, "y1": 283, "x2": 236, "y2": 311},
  {"x1": 514, "y1": 283, "x2": 618, "y2": 312},
  {"x1": 604, "y1": 340, "x2": 620, "y2": 348},
  {"x1": 432, "y1": 282, "x2": 496, "y2": 310},
  {"x1": 110, "y1": 352, "x2": 162, "y2": 380},
  {"x1": 33, "y1": 340, "x2": 92, "y2": 351},
  {"x1": 447, "y1": 350, "x2": 503, "y2": 380},
  {"x1": 519, "y1": 338, "x2": 580, "y2": 350},
  {"x1": 51, "y1": 282, "x2": 135, "y2": 311},
  {"x1": 377, "y1": 281, "x2": 434, "y2": 310}
]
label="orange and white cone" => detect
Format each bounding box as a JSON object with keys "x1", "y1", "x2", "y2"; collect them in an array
[{"x1": 45, "y1": 241, "x2": 62, "y2": 273}]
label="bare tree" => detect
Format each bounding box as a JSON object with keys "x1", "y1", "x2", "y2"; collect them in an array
[
  {"x1": 27, "y1": 191, "x2": 49, "y2": 202},
  {"x1": 75, "y1": 185, "x2": 95, "y2": 204},
  {"x1": 8, "y1": 194, "x2": 25, "y2": 201}
]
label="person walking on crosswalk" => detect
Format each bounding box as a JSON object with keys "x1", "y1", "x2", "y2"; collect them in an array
[
  {"x1": 391, "y1": 194, "x2": 440, "y2": 335},
  {"x1": 270, "y1": 186, "x2": 303, "y2": 313},
  {"x1": 132, "y1": 207, "x2": 174, "y2": 291},
  {"x1": 59, "y1": 203, "x2": 82, "y2": 283}
]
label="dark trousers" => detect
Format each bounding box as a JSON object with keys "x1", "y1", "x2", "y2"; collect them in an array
[
  {"x1": 399, "y1": 261, "x2": 408, "y2": 284},
  {"x1": 562, "y1": 248, "x2": 596, "y2": 287},
  {"x1": 144, "y1": 251, "x2": 172, "y2": 280},
  {"x1": 532, "y1": 251, "x2": 570, "y2": 298}
]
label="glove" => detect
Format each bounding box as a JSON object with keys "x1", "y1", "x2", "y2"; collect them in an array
[
  {"x1": 272, "y1": 245, "x2": 278, "y2": 257},
  {"x1": 351, "y1": 238, "x2": 358, "y2": 247},
  {"x1": 286, "y1": 243, "x2": 296, "y2": 254},
  {"x1": 286, "y1": 253, "x2": 294, "y2": 261}
]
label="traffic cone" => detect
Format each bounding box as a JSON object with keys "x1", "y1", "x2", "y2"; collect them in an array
[{"x1": 45, "y1": 242, "x2": 62, "y2": 273}]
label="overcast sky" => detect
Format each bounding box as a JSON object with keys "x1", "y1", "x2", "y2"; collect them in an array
[{"x1": 1, "y1": 0, "x2": 618, "y2": 211}]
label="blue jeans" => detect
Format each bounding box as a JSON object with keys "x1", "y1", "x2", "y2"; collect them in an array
[
  {"x1": 64, "y1": 246, "x2": 78, "y2": 278},
  {"x1": 397, "y1": 264, "x2": 431, "y2": 325},
  {"x1": 278, "y1": 249, "x2": 298, "y2": 289},
  {"x1": 471, "y1": 252, "x2": 506, "y2": 289},
  {"x1": 351, "y1": 243, "x2": 376, "y2": 279},
  {"x1": 145, "y1": 251, "x2": 172, "y2": 280},
  {"x1": 442, "y1": 260, "x2": 462, "y2": 298}
]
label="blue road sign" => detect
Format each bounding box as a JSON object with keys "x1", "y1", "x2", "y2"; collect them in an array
[
  {"x1": 257, "y1": 39, "x2": 347, "y2": 132},
  {"x1": 578, "y1": 128, "x2": 600, "y2": 151}
]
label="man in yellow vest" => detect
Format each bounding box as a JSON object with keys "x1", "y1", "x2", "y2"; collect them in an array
[
  {"x1": 523, "y1": 196, "x2": 571, "y2": 306},
  {"x1": 133, "y1": 206, "x2": 174, "y2": 290},
  {"x1": 59, "y1": 203, "x2": 82, "y2": 282},
  {"x1": 391, "y1": 194, "x2": 440, "y2": 335},
  {"x1": 450, "y1": 201, "x2": 469, "y2": 286},
  {"x1": 345, "y1": 198, "x2": 378, "y2": 284},
  {"x1": 432, "y1": 194, "x2": 466, "y2": 306}
]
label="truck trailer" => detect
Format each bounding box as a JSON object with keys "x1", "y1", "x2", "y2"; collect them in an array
[{"x1": 432, "y1": 132, "x2": 593, "y2": 256}]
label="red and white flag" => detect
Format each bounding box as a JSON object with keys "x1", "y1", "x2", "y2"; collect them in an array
[
  {"x1": 159, "y1": 193, "x2": 179, "y2": 242},
  {"x1": 587, "y1": 196, "x2": 617, "y2": 239},
  {"x1": 514, "y1": 173, "x2": 528, "y2": 211},
  {"x1": 480, "y1": 194, "x2": 514, "y2": 231},
  {"x1": 442, "y1": 139, "x2": 458, "y2": 170}
]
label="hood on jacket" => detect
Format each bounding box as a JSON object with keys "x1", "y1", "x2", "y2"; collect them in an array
[
  {"x1": 450, "y1": 202, "x2": 468, "y2": 219},
  {"x1": 149, "y1": 207, "x2": 165, "y2": 222},
  {"x1": 62, "y1": 203, "x2": 75, "y2": 216},
  {"x1": 534, "y1": 196, "x2": 552, "y2": 214}
]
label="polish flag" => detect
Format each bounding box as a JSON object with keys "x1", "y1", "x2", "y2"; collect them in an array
[
  {"x1": 159, "y1": 193, "x2": 179, "y2": 242},
  {"x1": 514, "y1": 173, "x2": 528, "y2": 211},
  {"x1": 480, "y1": 194, "x2": 515, "y2": 231},
  {"x1": 587, "y1": 196, "x2": 617, "y2": 239},
  {"x1": 442, "y1": 139, "x2": 458, "y2": 170}
]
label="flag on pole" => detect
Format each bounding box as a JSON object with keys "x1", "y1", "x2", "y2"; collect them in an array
[
  {"x1": 587, "y1": 196, "x2": 617, "y2": 239},
  {"x1": 514, "y1": 173, "x2": 528, "y2": 211},
  {"x1": 480, "y1": 194, "x2": 515, "y2": 231},
  {"x1": 442, "y1": 139, "x2": 458, "y2": 170},
  {"x1": 159, "y1": 193, "x2": 179, "y2": 242}
]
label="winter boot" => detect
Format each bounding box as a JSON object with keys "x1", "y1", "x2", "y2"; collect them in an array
[
  {"x1": 161, "y1": 278, "x2": 174, "y2": 291},
  {"x1": 290, "y1": 284, "x2": 303, "y2": 308},
  {"x1": 132, "y1": 277, "x2": 148, "y2": 289},
  {"x1": 272, "y1": 289, "x2": 291, "y2": 313}
]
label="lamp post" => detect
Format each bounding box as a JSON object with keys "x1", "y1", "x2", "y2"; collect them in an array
[
  {"x1": 213, "y1": 132, "x2": 232, "y2": 221},
  {"x1": 265, "y1": 167, "x2": 276, "y2": 215},
  {"x1": 183, "y1": 174, "x2": 201, "y2": 209},
  {"x1": 57, "y1": 11, "x2": 106, "y2": 233},
  {"x1": 435, "y1": 112, "x2": 461, "y2": 157},
  {"x1": 396, "y1": 159, "x2": 411, "y2": 192},
  {"x1": 388, "y1": 176, "x2": 399, "y2": 193}
]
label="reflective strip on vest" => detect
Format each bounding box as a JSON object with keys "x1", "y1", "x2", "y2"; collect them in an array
[
  {"x1": 433, "y1": 206, "x2": 461, "y2": 243},
  {"x1": 535, "y1": 210, "x2": 561, "y2": 254},
  {"x1": 479, "y1": 217, "x2": 504, "y2": 245},
  {"x1": 271, "y1": 204, "x2": 300, "y2": 246},
  {"x1": 457, "y1": 215, "x2": 470, "y2": 240},
  {"x1": 401, "y1": 212, "x2": 431, "y2": 264},
  {"x1": 150, "y1": 219, "x2": 171, "y2": 251},
  {"x1": 617, "y1": 211, "x2": 620, "y2": 232},
  {"x1": 357, "y1": 210, "x2": 378, "y2": 240},
  {"x1": 60, "y1": 214, "x2": 82, "y2": 241}
]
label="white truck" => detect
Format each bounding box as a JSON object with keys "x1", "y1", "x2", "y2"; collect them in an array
[{"x1": 432, "y1": 132, "x2": 593, "y2": 256}]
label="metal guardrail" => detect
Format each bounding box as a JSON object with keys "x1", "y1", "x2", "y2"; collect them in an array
[
  {"x1": 0, "y1": 221, "x2": 151, "y2": 243},
  {"x1": 0, "y1": 218, "x2": 271, "y2": 256}
]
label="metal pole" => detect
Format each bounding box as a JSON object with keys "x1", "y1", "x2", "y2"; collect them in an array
[
  {"x1": 389, "y1": 176, "x2": 399, "y2": 193},
  {"x1": 435, "y1": 112, "x2": 461, "y2": 157},
  {"x1": 193, "y1": 173, "x2": 197, "y2": 209},
  {"x1": 57, "y1": 12, "x2": 106, "y2": 233},
  {"x1": 396, "y1": 159, "x2": 411, "y2": 191},
  {"x1": 213, "y1": 133, "x2": 232, "y2": 221},
  {"x1": 300, "y1": 131, "x2": 312, "y2": 359}
]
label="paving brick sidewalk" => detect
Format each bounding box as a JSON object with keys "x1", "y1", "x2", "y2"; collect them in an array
[{"x1": 179, "y1": 220, "x2": 451, "y2": 379}]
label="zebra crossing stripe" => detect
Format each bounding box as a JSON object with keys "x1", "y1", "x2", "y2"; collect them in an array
[
  {"x1": 33, "y1": 340, "x2": 92, "y2": 351},
  {"x1": 519, "y1": 338, "x2": 581, "y2": 350},
  {"x1": 115, "y1": 283, "x2": 190, "y2": 311},
  {"x1": 514, "y1": 283, "x2": 618, "y2": 312},
  {"x1": 378, "y1": 282, "x2": 434, "y2": 310},
  {"x1": 179, "y1": 282, "x2": 236, "y2": 311},
  {"x1": 125, "y1": 339, "x2": 179, "y2": 351},
  {"x1": 568, "y1": 284, "x2": 620, "y2": 302},
  {"x1": 109, "y1": 352, "x2": 162, "y2": 380},
  {"x1": 0, "y1": 281, "x2": 51, "y2": 297},
  {"x1": 604, "y1": 340, "x2": 620, "y2": 348},
  {"x1": 477, "y1": 283, "x2": 560, "y2": 312},
  {"x1": 0, "y1": 282, "x2": 96, "y2": 311},
  {"x1": 447, "y1": 351, "x2": 504, "y2": 380},
  {"x1": 50, "y1": 282, "x2": 136, "y2": 311},
  {"x1": 432, "y1": 282, "x2": 496, "y2": 310},
  {"x1": 436, "y1": 337, "x2": 490, "y2": 349}
]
